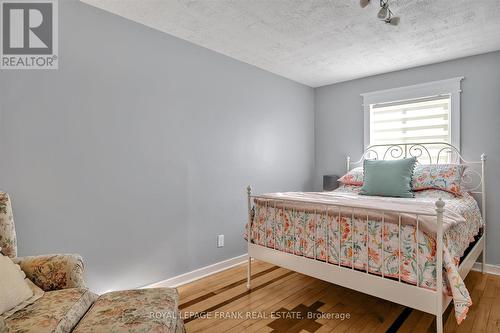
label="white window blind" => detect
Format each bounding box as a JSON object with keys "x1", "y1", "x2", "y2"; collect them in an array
[
  {"x1": 362, "y1": 77, "x2": 462, "y2": 162},
  {"x1": 369, "y1": 95, "x2": 451, "y2": 146}
]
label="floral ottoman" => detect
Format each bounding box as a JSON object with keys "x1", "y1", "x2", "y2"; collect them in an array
[{"x1": 72, "y1": 288, "x2": 185, "y2": 333}]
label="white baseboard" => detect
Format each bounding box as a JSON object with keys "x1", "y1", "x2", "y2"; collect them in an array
[
  {"x1": 472, "y1": 262, "x2": 500, "y2": 275},
  {"x1": 141, "y1": 255, "x2": 499, "y2": 290},
  {"x1": 142, "y1": 254, "x2": 249, "y2": 289}
]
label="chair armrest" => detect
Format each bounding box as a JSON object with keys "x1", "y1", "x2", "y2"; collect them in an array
[{"x1": 14, "y1": 254, "x2": 86, "y2": 291}]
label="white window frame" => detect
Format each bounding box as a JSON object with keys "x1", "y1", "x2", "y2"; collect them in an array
[{"x1": 361, "y1": 77, "x2": 463, "y2": 150}]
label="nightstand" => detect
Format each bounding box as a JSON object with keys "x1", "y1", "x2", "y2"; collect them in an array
[{"x1": 323, "y1": 175, "x2": 339, "y2": 191}]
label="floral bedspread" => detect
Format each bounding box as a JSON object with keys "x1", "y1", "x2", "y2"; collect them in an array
[{"x1": 245, "y1": 186, "x2": 482, "y2": 324}]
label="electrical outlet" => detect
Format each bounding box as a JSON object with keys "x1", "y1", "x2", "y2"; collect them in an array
[{"x1": 217, "y1": 234, "x2": 224, "y2": 248}]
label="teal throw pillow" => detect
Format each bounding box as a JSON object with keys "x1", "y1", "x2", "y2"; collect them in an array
[{"x1": 359, "y1": 157, "x2": 417, "y2": 198}]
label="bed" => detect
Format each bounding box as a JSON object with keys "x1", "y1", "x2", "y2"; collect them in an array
[{"x1": 245, "y1": 142, "x2": 486, "y2": 333}]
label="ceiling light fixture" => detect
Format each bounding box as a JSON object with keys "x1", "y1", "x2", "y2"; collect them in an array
[{"x1": 360, "y1": 0, "x2": 400, "y2": 26}]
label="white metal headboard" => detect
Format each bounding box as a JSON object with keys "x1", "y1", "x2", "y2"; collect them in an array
[{"x1": 346, "y1": 142, "x2": 486, "y2": 197}]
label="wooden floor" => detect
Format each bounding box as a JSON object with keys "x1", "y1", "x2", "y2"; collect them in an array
[{"x1": 177, "y1": 260, "x2": 500, "y2": 333}]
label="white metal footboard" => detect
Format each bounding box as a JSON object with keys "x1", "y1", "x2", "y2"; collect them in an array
[{"x1": 246, "y1": 186, "x2": 446, "y2": 331}]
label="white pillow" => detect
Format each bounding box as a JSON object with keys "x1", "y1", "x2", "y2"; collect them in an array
[
  {"x1": 0, "y1": 252, "x2": 34, "y2": 315},
  {"x1": 0, "y1": 279, "x2": 44, "y2": 319}
]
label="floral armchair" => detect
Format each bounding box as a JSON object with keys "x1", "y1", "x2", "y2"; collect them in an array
[
  {"x1": 0, "y1": 192, "x2": 185, "y2": 333},
  {"x1": 1, "y1": 192, "x2": 87, "y2": 292},
  {"x1": 0, "y1": 192, "x2": 17, "y2": 258},
  {"x1": 0, "y1": 192, "x2": 97, "y2": 333}
]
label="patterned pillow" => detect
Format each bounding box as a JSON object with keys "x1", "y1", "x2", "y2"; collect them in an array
[
  {"x1": 338, "y1": 167, "x2": 364, "y2": 186},
  {"x1": 338, "y1": 164, "x2": 466, "y2": 196},
  {"x1": 412, "y1": 164, "x2": 466, "y2": 196}
]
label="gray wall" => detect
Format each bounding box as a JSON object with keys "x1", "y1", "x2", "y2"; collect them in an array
[
  {"x1": 1, "y1": 0, "x2": 498, "y2": 294},
  {"x1": 315, "y1": 51, "x2": 500, "y2": 265},
  {"x1": 0, "y1": 0, "x2": 315, "y2": 293}
]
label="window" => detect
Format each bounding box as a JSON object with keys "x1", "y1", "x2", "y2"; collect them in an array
[
  {"x1": 362, "y1": 77, "x2": 462, "y2": 162},
  {"x1": 369, "y1": 95, "x2": 451, "y2": 146}
]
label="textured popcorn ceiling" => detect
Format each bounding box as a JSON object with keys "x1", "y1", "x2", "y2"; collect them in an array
[{"x1": 80, "y1": 0, "x2": 500, "y2": 87}]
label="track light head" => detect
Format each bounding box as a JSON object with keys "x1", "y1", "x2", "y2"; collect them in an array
[
  {"x1": 360, "y1": 0, "x2": 370, "y2": 8},
  {"x1": 377, "y1": 4, "x2": 388, "y2": 19},
  {"x1": 386, "y1": 16, "x2": 400, "y2": 26},
  {"x1": 361, "y1": 0, "x2": 400, "y2": 25}
]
